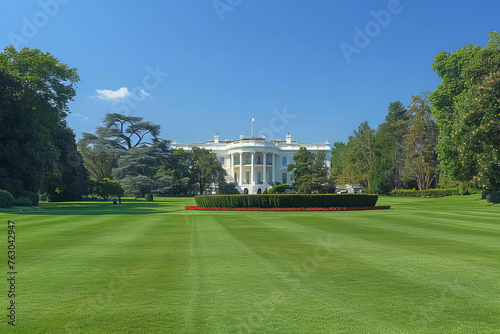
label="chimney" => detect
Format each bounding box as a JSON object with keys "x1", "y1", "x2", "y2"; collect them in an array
[
  {"x1": 214, "y1": 133, "x2": 219, "y2": 143},
  {"x1": 286, "y1": 133, "x2": 291, "y2": 144}
]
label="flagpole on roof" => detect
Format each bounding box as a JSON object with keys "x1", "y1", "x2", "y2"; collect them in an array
[{"x1": 251, "y1": 116, "x2": 254, "y2": 137}]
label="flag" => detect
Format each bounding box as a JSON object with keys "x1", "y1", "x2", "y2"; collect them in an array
[{"x1": 252, "y1": 117, "x2": 255, "y2": 121}]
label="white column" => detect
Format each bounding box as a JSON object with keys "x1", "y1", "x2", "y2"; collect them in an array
[
  {"x1": 239, "y1": 152, "x2": 243, "y2": 185},
  {"x1": 231, "y1": 153, "x2": 234, "y2": 182},
  {"x1": 263, "y1": 153, "x2": 267, "y2": 184},
  {"x1": 271, "y1": 153, "x2": 275, "y2": 183},
  {"x1": 251, "y1": 152, "x2": 255, "y2": 185}
]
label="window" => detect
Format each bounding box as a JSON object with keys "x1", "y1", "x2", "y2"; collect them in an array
[
  {"x1": 256, "y1": 156, "x2": 262, "y2": 164},
  {"x1": 234, "y1": 172, "x2": 238, "y2": 182},
  {"x1": 245, "y1": 171, "x2": 250, "y2": 184},
  {"x1": 282, "y1": 172, "x2": 287, "y2": 184},
  {"x1": 234, "y1": 156, "x2": 240, "y2": 165},
  {"x1": 268, "y1": 171, "x2": 273, "y2": 183},
  {"x1": 245, "y1": 155, "x2": 251, "y2": 164},
  {"x1": 282, "y1": 157, "x2": 287, "y2": 166},
  {"x1": 257, "y1": 172, "x2": 261, "y2": 183},
  {"x1": 220, "y1": 157, "x2": 225, "y2": 165}
]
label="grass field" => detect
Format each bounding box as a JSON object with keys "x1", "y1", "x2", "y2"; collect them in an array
[{"x1": 1, "y1": 195, "x2": 499, "y2": 333}]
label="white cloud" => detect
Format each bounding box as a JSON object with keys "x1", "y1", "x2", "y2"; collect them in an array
[{"x1": 95, "y1": 87, "x2": 131, "y2": 100}]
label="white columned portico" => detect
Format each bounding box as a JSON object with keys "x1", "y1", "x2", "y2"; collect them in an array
[
  {"x1": 239, "y1": 152, "x2": 243, "y2": 185},
  {"x1": 250, "y1": 153, "x2": 254, "y2": 185},
  {"x1": 263, "y1": 152, "x2": 267, "y2": 184}
]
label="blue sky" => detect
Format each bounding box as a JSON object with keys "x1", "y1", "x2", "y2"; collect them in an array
[{"x1": 1, "y1": 0, "x2": 499, "y2": 144}]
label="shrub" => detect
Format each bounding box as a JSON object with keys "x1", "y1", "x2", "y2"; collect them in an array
[
  {"x1": 486, "y1": 192, "x2": 500, "y2": 204},
  {"x1": 194, "y1": 194, "x2": 378, "y2": 209},
  {"x1": 145, "y1": 194, "x2": 154, "y2": 201},
  {"x1": 14, "y1": 197, "x2": 33, "y2": 207},
  {"x1": 0, "y1": 189, "x2": 15, "y2": 209},
  {"x1": 390, "y1": 188, "x2": 460, "y2": 198},
  {"x1": 21, "y1": 191, "x2": 39, "y2": 206},
  {"x1": 481, "y1": 191, "x2": 492, "y2": 200},
  {"x1": 268, "y1": 184, "x2": 292, "y2": 194},
  {"x1": 94, "y1": 178, "x2": 125, "y2": 200}
]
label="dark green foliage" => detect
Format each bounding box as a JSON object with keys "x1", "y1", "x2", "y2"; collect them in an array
[
  {"x1": 485, "y1": 192, "x2": 500, "y2": 204},
  {"x1": 429, "y1": 32, "x2": 500, "y2": 189},
  {"x1": 41, "y1": 126, "x2": 89, "y2": 202},
  {"x1": 218, "y1": 182, "x2": 239, "y2": 194},
  {"x1": 0, "y1": 189, "x2": 15, "y2": 208},
  {"x1": 268, "y1": 184, "x2": 292, "y2": 194},
  {"x1": 145, "y1": 194, "x2": 154, "y2": 201},
  {"x1": 288, "y1": 147, "x2": 332, "y2": 193},
  {"x1": 14, "y1": 197, "x2": 33, "y2": 207},
  {"x1": 92, "y1": 178, "x2": 125, "y2": 200},
  {"x1": 0, "y1": 46, "x2": 80, "y2": 202},
  {"x1": 21, "y1": 191, "x2": 39, "y2": 206},
  {"x1": 481, "y1": 191, "x2": 492, "y2": 200},
  {"x1": 195, "y1": 194, "x2": 378, "y2": 208},
  {"x1": 458, "y1": 182, "x2": 471, "y2": 195},
  {"x1": 391, "y1": 188, "x2": 460, "y2": 198},
  {"x1": 263, "y1": 188, "x2": 268, "y2": 194}
]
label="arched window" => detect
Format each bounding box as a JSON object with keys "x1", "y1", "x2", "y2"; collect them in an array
[
  {"x1": 244, "y1": 188, "x2": 249, "y2": 194},
  {"x1": 257, "y1": 188, "x2": 262, "y2": 194}
]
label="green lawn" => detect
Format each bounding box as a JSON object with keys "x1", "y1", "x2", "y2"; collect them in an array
[{"x1": 1, "y1": 195, "x2": 499, "y2": 333}]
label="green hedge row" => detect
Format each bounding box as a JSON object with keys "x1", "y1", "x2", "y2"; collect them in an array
[
  {"x1": 0, "y1": 189, "x2": 15, "y2": 209},
  {"x1": 195, "y1": 194, "x2": 378, "y2": 208},
  {"x1": 390, "y1": 188, "x2": 460, "y2": 198}
]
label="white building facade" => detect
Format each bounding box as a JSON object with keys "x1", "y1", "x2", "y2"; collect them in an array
[{"x1": 171, "y1": 133, "x2": 331, "y2": 194}]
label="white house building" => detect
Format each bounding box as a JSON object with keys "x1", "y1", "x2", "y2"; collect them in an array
[{"x1": 171, "y1": 133, "x2": 331, "y2": 194}]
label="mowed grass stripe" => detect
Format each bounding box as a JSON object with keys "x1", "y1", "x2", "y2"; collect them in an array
[
  {"x1": 282, "y1": 213, "x2": 500, "y2": 331},
  {"x1": 180, "y1": 212, "x2": 298, "y2": 333},
  {"x1": 229, "y1": 210, "x2": 500, "y2": 332},
  {"x1": 1, "y1": 195, "x2": 499, "y2": 333},
  {"x1": 13, "y1": 202, "x2": 190, "y2": 332},
  {"x1": 214, "y1": 212, "x2": 408, "y2": 333}
]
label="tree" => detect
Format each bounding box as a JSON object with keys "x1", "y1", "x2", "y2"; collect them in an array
[
  {"x1": 189, "y1": 147, "x2": 227, "y2": 195},
  {"x1": 369, "y1": 102, "x2": 411, "y2": 194},
  {"x1": 92, "y1": 178, "x2": 124, "y2": 200},
  {"x1": 385, "y1": 101, "x2": 410, "y2": 190},
  {"x1": 113, "y1": 144, "x2": 167, "y2": 197},
  {"x1": 40, "y1": 126, "x2": 88, "y2": 202},
  {"x1": 404, "y1": 94, "x2": 439, "y2": 190},
  {"x1": 77, "y1": 133, "x2": 119, "y2": 180},
  {"x1": 454, "y1": 71, "x2": 500, "y2": 189},
  {"x1": 335, "y1": 122, "x2": 374, "y2": 188},
  {"x1": 81, "y1": 113, "x2": 169, "y2": 197},
  {"x1": 429, "y1": 32, "x2": 500, "y2": 186},
  {"x1": 287, "y1": 147, "x2": 332, "y2": 193},
  {"x1": 0, "y1": 46, "x2": 80, "y2": 203},
  {"x1": 94, "y1": 113, "x2": 162, "y2": 150},
  {"x1": 330, "y1": 141, "x2": 346, "y2": 182}
]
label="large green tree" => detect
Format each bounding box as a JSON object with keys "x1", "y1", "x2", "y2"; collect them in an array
[
  {"x1": 0, "y1": 46, "x2": 81, "y2": 202},
  {"x1": 454, "y1": 71, "x2": 500, "y2": 189},
  {"x1": 369, "y1": 101, "x2": 410, "y2": 194},
  {"x1": 335, "y1": 122, "x2": 374, "y2": 188},
  {"x1": 429, "y1": 32, "x2": 500, "y2": 187},
  {"x1": 404, "y1": 94, "x2": 439, "y2": 190},
  {"x1": 287, "y1": 147, "x2": 332, "y2": 193},
  {"x1": 189, "y1": 147, "x2": 227, "y2": 195}
]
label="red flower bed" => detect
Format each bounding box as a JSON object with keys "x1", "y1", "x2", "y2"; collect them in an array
[{"x1": 185, "y1": 206, "x2": 391, "y2": 211}]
